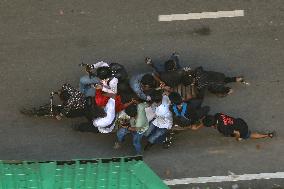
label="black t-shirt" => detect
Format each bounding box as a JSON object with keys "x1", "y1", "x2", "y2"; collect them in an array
[
  {"x1": 215, "y1": 113, "x2": 236, "y2": 137},
  {"x1": 215, "y1": 113, "x2": 249, "y2": 138},
  {"x1": 234, "y1": 118, "x2": 249, "y2": 139}
]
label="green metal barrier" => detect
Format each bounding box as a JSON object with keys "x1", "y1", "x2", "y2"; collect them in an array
[{"x1": 0, "y1": 157, "x2": 169, "y2": 189}]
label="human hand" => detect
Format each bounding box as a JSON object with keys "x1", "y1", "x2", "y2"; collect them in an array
[
  {"x1": 128, "y1": 127, "x2": 136, "y2": 132},
  {"x1": 95, "y1": 84, "x2": 103, "y2": 89}
]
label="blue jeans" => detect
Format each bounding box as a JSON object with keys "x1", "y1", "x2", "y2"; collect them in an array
[
  {"x1": 117, "y1": 128, "x2": 144, "y2": 154},
  {"x1": 152, "y1": 53, "x2": 181, "y2": 73},
  {"x1": 79, "y1": 75, "x2": 100, "y2": 97},
  {"x1": 144, "y1": 122, "x2": 168, "y2": 144}
]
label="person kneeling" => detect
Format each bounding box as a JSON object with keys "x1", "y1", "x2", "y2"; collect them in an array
[{"x1": 114, "y1": 102, "x2": 149, "y2": 155}]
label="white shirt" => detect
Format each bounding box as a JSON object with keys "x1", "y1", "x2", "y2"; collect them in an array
[
  {"x1": 152, "y1": 95, "x2": 173, "y2": 129},
  {"x1": 92, "y1": 61, "x2": 118, "y2": 94},
  {"x1": 93, "y1": 98, "x2": 116, "y2": 133},
  {"x1": 101, "y1": 77, "x2": 118, "y2": 94}
]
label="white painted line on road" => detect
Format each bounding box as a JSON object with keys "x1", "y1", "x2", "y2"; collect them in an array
[
  {"x1": 164, "y1": 172, "x2": 284, "y2": 185},
  {"x1": 158, "y1": 10, "x2": 244, "y2": 21}
]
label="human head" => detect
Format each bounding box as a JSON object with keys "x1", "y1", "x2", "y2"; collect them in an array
[
  {"x1": 202, "y1": 115, "x2": 217, "y2": 127},
  {"x1": 96, "y1": 66, "x2": 112, "y2": 80},
  {"x1": 141, "y1": 74, "x2": 155, "y2": 91},
  {"x1": 125, "y1": 104, "x2": 138, "y2": 118},
  {"x1": 150, "y1": 89, "x2": 163, "y2": 103},
  {"x1": 168, "y1": 92, "x2": 182, "y2": 105},
  {"x1": 164, "y1": 60, "x2": 177, "y2": 71}
]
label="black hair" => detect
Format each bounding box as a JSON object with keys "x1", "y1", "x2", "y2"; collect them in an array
[
  {"x1": 141, "y1": 74, "x2": 154, "y2": 87},
  {"x1": 125, "y1": 104, "x2": 138, "y2": 117},
  {"x1": 96, "y1": 66, "x2": 112, "y2": 80},
  {"x1": 59, "y1": 91, "x2": 70, "y2": 102},
  {"x1": 164, "y1": 60, "x2": 177, "y2": 71},
  {"x1": 181, "y1": 71, "x2": 194, "y2": 86},
  {"x1": 203, "y1": 115, "x2": 216, "y2": 127},
  {"x1": 168, "y1": 92, "x2": 182, "y2": 105},
  {"x1": 150, "y1": 89, "x2": 163, "y2": 103}
]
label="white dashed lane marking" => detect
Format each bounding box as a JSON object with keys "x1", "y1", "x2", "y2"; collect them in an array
[
  {"x1": 158, "y1": 10, "x2": 244, "y2": 21},
  {"x1": 164, "y1": 172, "x2": 284, "y2": 185}
]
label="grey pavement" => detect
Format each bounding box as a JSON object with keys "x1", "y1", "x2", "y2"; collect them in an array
[{"x1": 0, "y1": 0, "x2": 284, "y2": 188}]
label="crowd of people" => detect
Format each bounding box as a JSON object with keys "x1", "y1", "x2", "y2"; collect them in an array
[{"x1": 55, "y1": 53, "x2": 275, "y2": 155}]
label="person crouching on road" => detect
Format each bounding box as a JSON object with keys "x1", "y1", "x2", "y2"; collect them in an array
[
  {"x1": 114, "y1": 102, "x2": 149, "y2": 155},
  {"x1": 144, "y1": 90, "x2": 173, "y2": 151},
  {"x1": 168, "y1": 92, "x2": 210, "y2": 130},
  {"x1": 197, "y1": 113, "x2": 275, "y2": 141}
]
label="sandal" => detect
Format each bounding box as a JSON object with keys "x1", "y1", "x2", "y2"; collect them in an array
[{"x1": 268, "y1": 131, "x2": 276, "y2": 138}]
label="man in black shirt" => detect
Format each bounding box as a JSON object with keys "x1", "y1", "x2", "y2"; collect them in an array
[
  {"x1": 182, "y1": 66, "x2": 249, "y2": 98},
  {"x1": 201, "y1": 113, "x2": 275, "y2": 140}
]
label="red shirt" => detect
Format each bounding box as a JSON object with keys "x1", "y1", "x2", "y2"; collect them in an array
[{"x1": 93, "y1": 89, "x2": 125, "y2": 112}]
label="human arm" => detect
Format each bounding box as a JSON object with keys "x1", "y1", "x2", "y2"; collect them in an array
[
  {"x1": 190, "y1": 123, "x2": 204, "y2": 130},
  {"x1": 91, "y1": 61, "x2": 109, "y2": 69},
  {"x1": 129, "y1": 74, "x2": 149, "y2": 101}
]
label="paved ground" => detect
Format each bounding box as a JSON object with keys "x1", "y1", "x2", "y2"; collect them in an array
[{"x1": 0, "y1": 0, "x2": 284, "y2": 188}]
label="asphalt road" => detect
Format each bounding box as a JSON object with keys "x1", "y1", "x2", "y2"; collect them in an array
[{"x1": 0, "y1": 0, "x2": 284, "y2": 188}]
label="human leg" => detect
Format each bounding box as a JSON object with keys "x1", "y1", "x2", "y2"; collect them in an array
[
  {"x1": 195, "y1": 106, "x2": 210, "y2": 121},
  {"x1": 250, "y1": 131, "x2": 275, "y2": 139},
  {"x1": 147, "y1": 127, "x2": 168, "y2": 144},
  {"x1": 144, "y1": 122, "x2": 156, "y2": 138},
  {"x1": 208, "y1": 85, "x2": 232, "y2": 97},
  {"x1": 188, "y1": 98, "x2": 204, "y2": 109},
  {"x1": 116, "y1": 128, "x2": 129, "y2": 142},
  {"x1": 114, "y1": 128, "x2": 129, "y2": 149},
  {"x1": 132, "y1": 132, "x2": 144, "y2": 154}
]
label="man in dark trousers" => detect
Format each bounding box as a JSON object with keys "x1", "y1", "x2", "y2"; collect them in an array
[{"x1": 182, "y1": 66, "x2": 249, "y2": 98}]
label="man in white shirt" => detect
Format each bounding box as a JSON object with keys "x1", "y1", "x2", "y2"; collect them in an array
[
  {"x1": 144, "y1": 90, "x2": 173, "y2": 151},
  {"x1": 94, "y1": 61, "x2": 118, "y2": 94},
  {"x1": 92, "y1": 95, "x2": 116, "y2": 133}
]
